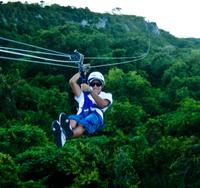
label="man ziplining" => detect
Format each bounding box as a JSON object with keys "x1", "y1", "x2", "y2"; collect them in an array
[
  {"x1": 51, "y1": 71, "x2": 113, "y2": 147},
  {"x1": 0, "y1": 37, "x2": 149, "y2": 148}
]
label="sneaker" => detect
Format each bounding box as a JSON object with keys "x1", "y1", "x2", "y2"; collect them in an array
[
  {"x1": 51, "y1": 120, "x2": 66, "y2": 147},
  {"x1": 59, "y1": 112, "x2": 73, "y2": 138},
  {"x1": 59, "y1": 112, "x2": 69, "y2": 126}
]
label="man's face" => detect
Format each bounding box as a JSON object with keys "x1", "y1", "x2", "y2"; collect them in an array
[{"x1": 89, "y1": 80, "x2": 103, "y2": 94}]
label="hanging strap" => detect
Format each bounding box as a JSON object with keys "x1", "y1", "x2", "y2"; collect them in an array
[
  {"x1": 70, "y1": 50, "x2": 88, "y2": 83},
  {"x1": 81, "y1": 92, "x2": 103, "y2": 115},
  {"x1": 82, "y1": 92, "x2": 93, "y2": 112}
]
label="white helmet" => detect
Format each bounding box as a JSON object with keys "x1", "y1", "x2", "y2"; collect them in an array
[{"x1": 88, "y1": 71, "x2": 105, "y2": 86}]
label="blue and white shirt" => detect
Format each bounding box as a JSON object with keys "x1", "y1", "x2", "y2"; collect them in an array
[{"x1": 75, "y1": 91, "x2": 113, "y2": 120}]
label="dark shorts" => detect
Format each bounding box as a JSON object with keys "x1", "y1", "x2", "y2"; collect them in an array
[{"x1": 68, "y1": 111, "x2": 104, "y2": 134}]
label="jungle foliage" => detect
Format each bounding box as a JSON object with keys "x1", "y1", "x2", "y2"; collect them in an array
[{"x1": 1, "y1": 2, "x2": 200, "y2": 188}]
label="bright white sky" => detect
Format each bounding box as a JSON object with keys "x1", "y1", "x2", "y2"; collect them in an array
[{"x1": 3, "y1": 0, "x2": 200, "y2": 38}]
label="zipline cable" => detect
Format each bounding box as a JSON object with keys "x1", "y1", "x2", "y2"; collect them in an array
[
  {"x1": 0, "y1": 55, "x2": 78, "y2": 68},
  {"x1": 0, "y1": 44, "x2": 147, "y2": 62},
  {"x1": 0, "y1": 21, "x2": 151, "y2": 69},
  {"x1": 0, "y1": 46, "x2": 73, "y2": 59},
  {"x1": 0, "y1": 36, "x2": 71, "y2": 57},
  {"x1": 0, "y1": 48, "x2": 79, "y2": 64},
  {"x1": 85, "y1": 21, "x2": 150, "y2": 61},
  {"x1": 90, "y1": 54, "x2": 147, "y2": 68},
  {"x1": 88, "y1": 21, "x2": 150, "y2": 68}
]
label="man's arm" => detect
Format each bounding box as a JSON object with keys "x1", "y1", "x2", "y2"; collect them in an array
[
  {"x1": 69, "y1": 72, "x2": 81, "y2": 97},
  {"x1": 81, "y1": 83, "x2": 109, "y2": 108},
  {"x1": 90, "y1": 90, "x2": 110, "y2": 108}
]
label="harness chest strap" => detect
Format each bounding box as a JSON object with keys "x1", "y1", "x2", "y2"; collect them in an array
[{"x1": 82, "y1": 92, "x2": 104, "y2": 114}]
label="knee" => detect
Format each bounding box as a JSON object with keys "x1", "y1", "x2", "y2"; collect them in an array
[
  {"x1": 73, "y1": 124, "x2": 85, "y2": 137},
  {"x1": 70, "y1": 119, "x2": 77, "y2": 129}
]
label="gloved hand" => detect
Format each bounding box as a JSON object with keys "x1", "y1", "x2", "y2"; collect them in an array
[
  {"x1": 82, "y1": 64, "x2": 90, "y2": 73},
  {"x1": 80, "y1": 64, "x2": 91, "y2": 83},
  {"x1": 81, "y1": 83, "x2": 92, "y2": 93}
]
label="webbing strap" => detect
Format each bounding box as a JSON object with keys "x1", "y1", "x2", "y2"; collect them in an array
[{"x1": 81, "y1": 92, "x2": 103, "y2": 114}]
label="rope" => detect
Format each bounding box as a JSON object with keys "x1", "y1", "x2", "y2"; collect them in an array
[
  {"x1": 0, "y1": 36, "x2": 70, "y2": 56},
  {"x1": 90, "y1": 53, "x2": 147, "y2": 68},
  {"x1": 0, "y1": 48, "x2": 78, "y2": 64},
  {"x1": 88, "y1": 21, "x2": 151, "y2": 68},
  {"x1": 85, "y1": 54, "x2": 146, "y2": 60},
  {"x1": 0, "y1": 46, "x2": 72, "y2": 58},
  {"x1": 0, "y1": 56, "x2": 78, "y2": 68},
  {"x1": 0, "y1": 21, "x2": 151, "y2": 69}
]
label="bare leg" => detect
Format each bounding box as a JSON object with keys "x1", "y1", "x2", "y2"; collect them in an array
[
  {"x1": 70, "y1": 119, "x2": 77, "y2": 129},
  {"x1": 72, "y1": 124, "x2": 85, "y2": 138}
]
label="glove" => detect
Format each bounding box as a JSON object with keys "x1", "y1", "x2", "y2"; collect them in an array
[{"x1": 81, "y1": 83, "x2": 92, "y2": 93}]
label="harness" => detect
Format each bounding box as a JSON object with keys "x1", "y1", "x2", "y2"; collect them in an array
[
  {"x1": 72, "y1": 50, "x2": 103, "y2": 118},
  {"x1": 80, "y1": 92, "x2": 103, "y2": 117}
]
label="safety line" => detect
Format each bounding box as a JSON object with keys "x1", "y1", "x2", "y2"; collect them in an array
[
  {"x1": 85, "y1": 53, "x2": 146, "y2": 60},
  {"x1": 90, "y1": 53, "x2": 147, "y2": 68},
  {"x1": 0, "y1": 49, "x2": 78, "y2": 64},
  {"x1": 0, "y1": 56, "x2": 78, "y2": 68},
  {"x1": 84, "y1": 21, "x2": 151, "y2": 61},
  {"x1": 0, "y1": 21, "x2": 151, "y2": 68},
  {"x1": 0, "y1": 36, "x2": 71, "y2": 56},
  {"x1": 0, "y1": 46, "x2": 72, "y2": 58}
]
